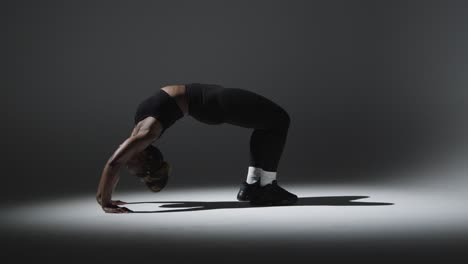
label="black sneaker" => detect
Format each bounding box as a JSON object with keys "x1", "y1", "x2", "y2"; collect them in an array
[
  {"x1": 237, "y1": 181, "x2": 260, "y2": 201},
  {"x1": 250, "y1": 180, "x2": 298, "y2": 206}
]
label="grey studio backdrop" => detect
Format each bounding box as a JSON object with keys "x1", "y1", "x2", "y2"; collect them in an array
[{"x1": 3, "y1": 0, "x2": 468, "y2": 202}]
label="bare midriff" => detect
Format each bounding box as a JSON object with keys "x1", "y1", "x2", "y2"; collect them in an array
[{"x1": 160, "y1": 84, "x2": 188, "y2": 115}]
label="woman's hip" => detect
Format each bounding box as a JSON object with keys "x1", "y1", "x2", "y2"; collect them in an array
[{"x1": 186, "y1": 83, "x2": 226, "y2": 124}]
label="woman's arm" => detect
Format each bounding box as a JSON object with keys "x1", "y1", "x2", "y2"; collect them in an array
[
  {"x1": 97, "y1": 117, "x2": 162, "y2": 213},
  {"x1": 96, "y1": 173, "x2": 124, "y2": 206}
]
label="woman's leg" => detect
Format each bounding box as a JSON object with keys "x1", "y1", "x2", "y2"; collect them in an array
[
  {"x1": 215, "y1": 86, "x2": 297, "y2": 205},
  {"x1": 218, "y1": 88, "x2": 291, "y2": 173}
]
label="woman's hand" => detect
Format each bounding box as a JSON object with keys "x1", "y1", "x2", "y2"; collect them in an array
[
  {"x1": 102, "y1": 204, "x2": 133, "y2": 214},
  {"x1": 110, "y1": 200, "x2": 127, "y2": 206},
  {"x1": 96, "y1": 195, "x2": 128, "y2": 207}
]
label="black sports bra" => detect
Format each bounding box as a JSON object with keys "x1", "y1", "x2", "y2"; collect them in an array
[{"x1": 134, "y1": 88, "x2": 184, "y2": 139}]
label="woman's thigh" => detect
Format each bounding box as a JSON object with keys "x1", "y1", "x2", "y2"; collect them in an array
[{"x1": 218, "y1": 88, "x2": 286, "y2": 129}]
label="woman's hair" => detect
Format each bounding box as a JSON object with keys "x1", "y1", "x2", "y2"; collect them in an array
[{"x1": 128, "y1": 145, "x2": 170, "y2": 192}]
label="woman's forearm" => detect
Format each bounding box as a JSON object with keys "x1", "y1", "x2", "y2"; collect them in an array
[
  {"x1": 98, "y1": 163, "x2": 121, "y2": 207},
  {"x1": 96, "y1": 169, "x2": 120, "y2": 204}
]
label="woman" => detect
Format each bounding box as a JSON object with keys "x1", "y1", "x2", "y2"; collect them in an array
[{"x1": 96, "y1": 83, "x2": 298, "y2": 213}]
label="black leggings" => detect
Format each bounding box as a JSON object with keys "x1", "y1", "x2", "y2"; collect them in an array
[{"x1": 186, "y1": 83, "x2": 290, "y2": 172}]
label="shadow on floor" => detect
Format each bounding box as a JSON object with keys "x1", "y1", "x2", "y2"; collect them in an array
[{"x1": 126, "y1": 196, "x2": 394, "y2": 213}]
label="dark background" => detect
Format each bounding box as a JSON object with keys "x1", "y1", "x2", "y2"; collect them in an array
[{"x1": 3, "y1": 0, "x2": 468, "y2": 202}]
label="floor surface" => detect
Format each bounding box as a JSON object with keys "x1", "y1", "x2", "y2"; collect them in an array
[{"x1": 2, "y1": 173, "x2": 467, "y2": 263}]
